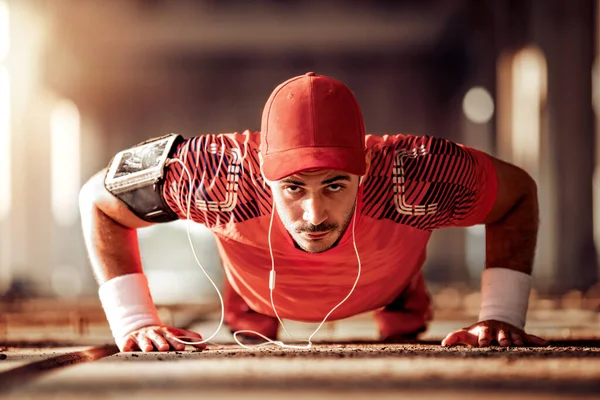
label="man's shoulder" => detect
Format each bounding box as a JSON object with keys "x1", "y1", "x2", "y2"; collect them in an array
[
  {"x1": 188, "y1": 130, "x2": 261, "y2": 146},
  {"x1": 366, "y1": 133, "x2": 469, "y2": 158},
  {"x1": 365, "y1": 133, "x2": 428, "y2": 151},
  {"x1": 165, "y1": 130, "x2": 271, "y2": 226},
  {"x1": 181, "y1": 130, "x2": 262, "y2": 161}
]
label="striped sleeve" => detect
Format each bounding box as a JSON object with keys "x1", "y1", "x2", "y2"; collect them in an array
[
  {"x1": 386, "y1": 135, "x2": 498, "y2": 230},
  {"x1": 161, "y1": 131, "x2": 271, "y2": 228}
]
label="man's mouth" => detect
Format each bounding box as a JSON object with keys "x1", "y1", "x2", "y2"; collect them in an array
[{"x1": 303, "y1": 231, "x2": 331, "y2": 240}]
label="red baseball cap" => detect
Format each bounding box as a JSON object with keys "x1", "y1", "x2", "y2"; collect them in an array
[{"x1": 260, "y1": 72, "x2": 366, "y2": 181}]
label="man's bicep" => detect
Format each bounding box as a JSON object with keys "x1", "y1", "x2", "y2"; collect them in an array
[
  {"x1": 389, "y1": 136, "x2": 498, "y2": 230},
  {"x1": 482, "y1": 156, "x2": 536, "y2": 225},
  {"x1": 80, "y1": 168, "x2": 154, "y2": 229}
]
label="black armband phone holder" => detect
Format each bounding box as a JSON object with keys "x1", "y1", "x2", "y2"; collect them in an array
[{"x1": 104, "y1": 134, "x2": 184, "y2": 223}]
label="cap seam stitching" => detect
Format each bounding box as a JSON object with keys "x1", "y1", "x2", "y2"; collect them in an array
[
  {"x1": 310, "y1": 75, "x2": 316, "y2": 146},
  {"x1": 263, "y1": 75, "x2": 305, "y2": 154},
  {"x1": 352, "y1": 94, "x2": 364, "y2": 147}
]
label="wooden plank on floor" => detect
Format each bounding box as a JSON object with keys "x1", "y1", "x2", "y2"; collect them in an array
[{"x1": 0, "y1": 344, "x2": 119, "y2": 393}]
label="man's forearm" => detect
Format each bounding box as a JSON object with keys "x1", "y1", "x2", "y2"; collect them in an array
[
  {"x1": 477, "y1": 181, "x2": 539, "y2": 329},
  {"x1": 81, "y1": 204, "x2": 143, "y2": 283},
  {"x1": 485, "y1": 187, "x2": 539, "y2": 274},
  {"x1": 79, "y1": 169, "x2": 151, "y2": 284},
  {"x1": 80, "y1": 180, "x2": 164, "y2": 345}
]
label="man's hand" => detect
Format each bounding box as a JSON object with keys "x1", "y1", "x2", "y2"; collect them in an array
[
  {"x1": 120, "y1": 326, "x2": 206, "y2": 352},
  {"x1": 441, "y1": 320, "x2": 549, "y2": 347}
]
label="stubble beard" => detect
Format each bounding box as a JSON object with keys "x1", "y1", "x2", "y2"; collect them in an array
[{"x1": 289, "y1": 204, "x2": 355, "y2": 253}]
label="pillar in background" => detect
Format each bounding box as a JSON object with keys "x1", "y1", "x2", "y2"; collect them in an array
[
  {"x1": 4, "y1": 2, "x2": 55, "y2": 296},
  {"x1": 533, "y1": 0, "x2": 598, "y2": 292},
  {"x1": 495, "y1": 0, "x2": 598, "y2": 293}
]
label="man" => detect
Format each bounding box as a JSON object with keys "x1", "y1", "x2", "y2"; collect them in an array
[{"x1": 79, "y1": 72, "x2": 548, "y2": 352}]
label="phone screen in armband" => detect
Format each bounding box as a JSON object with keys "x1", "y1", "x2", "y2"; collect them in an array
[
  {"x1": 104, "y1": 134, "x2": 183, "y2": 222},
  {"x1": 105, "y1": 135, "x2": 181, "y2": 194}
]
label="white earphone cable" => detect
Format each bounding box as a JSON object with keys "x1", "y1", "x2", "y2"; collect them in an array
[
  {"x1": 233, "y1": 195, "x2": 362, "y2": 349},
  {"x1": 168, "y1": 154, "x2": 362, "y2": 349},
  {"x1": 167, "y1": 158, "x2": 224, "y2": 346}
]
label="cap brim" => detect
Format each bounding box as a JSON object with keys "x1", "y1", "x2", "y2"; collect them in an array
[{"x1": 261, "y1": 146, "x2": 366, "y2": 181}]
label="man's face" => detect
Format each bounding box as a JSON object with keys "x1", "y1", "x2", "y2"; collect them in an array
[{"x1": 270, "y1": 169, "x2": 360, "y2": 253}]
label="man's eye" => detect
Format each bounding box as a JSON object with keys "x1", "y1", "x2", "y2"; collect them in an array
[
  {"x1": 327, "y1": 184, "x2": 344, "y2": 192},
  {"x1": 285, "y1": 185, "x2": 302, "y2": 194}
]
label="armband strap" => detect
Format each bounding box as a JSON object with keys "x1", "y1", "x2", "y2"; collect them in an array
[
  {"x1": 478, "y1": 268, "x2": 532, "y2": 330},
  {"x1": 98, "y1": 273, "x2": 162, "y2": 345}
]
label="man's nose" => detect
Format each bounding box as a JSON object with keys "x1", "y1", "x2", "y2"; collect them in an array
[{"x1": 302, "y1": 195, "x2": 327, "y2": 226}]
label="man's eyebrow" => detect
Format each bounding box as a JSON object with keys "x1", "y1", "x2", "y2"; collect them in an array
[
  {"x1": 279, "y1": 178, "x2": 305, "y2": 186},
  {"x1": 279, "y1": 175, "x2": 351, "y2": 186},
  {"x1": 321, "y1": 175, "x2": 351, "y2": 185}
]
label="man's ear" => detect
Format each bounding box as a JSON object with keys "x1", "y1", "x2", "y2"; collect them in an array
[
  {"x1": 360, "y1": 148, "x2": 372, "y2": 185},
  {"x1": 364, "y1": 148, "x2": 372, "y2": 172},
  {"x1": 258, "y1": 151, "x2": 272, "y2": 186}
]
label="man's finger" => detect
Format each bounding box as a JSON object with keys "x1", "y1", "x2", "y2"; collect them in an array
[
  {"x1": 135, "y1": 334, "x2": 155, "y2": 352},
  {"x1": 168, "y1": 328, "x2": 206, "y2": 349},
  {"x1": 510, "y1": 331, "x2": 524, "y2": 346},
  {"x1": 161, "y1": 328, "x2": 188, "y2": 351},
  {"x1": 164, "y1": 336, "x2": 187, "y2": 351},
  {"x1": 497, "y1": 329, "x2": 511, "y2": 347},
  {"x1": 441, "y1": 331, "x2": 458, "y2": 347},
  {"x1": 477, "y1": 325, "x2": 493, "y2": 347},
  {"x1": 147, "y1": 329, "x2": 171, "y2": 352},
  {"x1": 525, "y1": 333, "x2": 550, "y2": 347},
  {"x1": 442, "y1": 330, "x2": 478, "y2": 347},
  {"x1": 121, "y1": 337, "x2": 138, "y2": 352}
]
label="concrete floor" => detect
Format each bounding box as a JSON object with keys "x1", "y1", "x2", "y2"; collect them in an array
[{"x1": 0, "y1": 299, "x2": 599, "y2": 399}]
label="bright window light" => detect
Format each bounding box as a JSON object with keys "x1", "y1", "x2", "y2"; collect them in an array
[
  {"x1": 595, "y1": 168, "x2": 600, "y2": 254},
  {"x1": 510, "y1": 46, "x2": 547, "y2": 171},
  {"x1": 0, "y1": 67, "x2": 10, "y2": 221},
  {"x1": 50, "y1": 99, "x2": 81, "y2": 226},
  {"x1": 465, "y1": 224, "x2": 486, "y2": 280},
  {"x1": 51, "y1": 265, "x2": 82, "y2": 298},
  {"x1": 462, "y1": 86, "x2": 495, "y2": 124},
  {"x1": 595, "y1": 61, "x2": 600, "y2": 265},
  {"x1": 0, "y1": 1, "x2": 8, "y2": 61}
]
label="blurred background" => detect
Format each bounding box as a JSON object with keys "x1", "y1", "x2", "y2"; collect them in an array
[{"x1": 0, "y1": 0, "x2": 598, "y2": 322}]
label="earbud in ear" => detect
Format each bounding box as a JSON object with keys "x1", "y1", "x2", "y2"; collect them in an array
[{"x1": 258, "y1": 152, "x2": 269, "y2": 183}]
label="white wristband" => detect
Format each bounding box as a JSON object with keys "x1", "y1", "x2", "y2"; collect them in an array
[
  {"x1": 98, "y1": 273, "x2": 162, "y2": 345},
  {"x1": 478, "y1": 268, "x2": 532, "y2": 330}
]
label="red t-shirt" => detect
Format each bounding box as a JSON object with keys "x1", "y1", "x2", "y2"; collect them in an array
[{"x1": 163, "y1": 130, "x2": 498, "y2": 322}]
